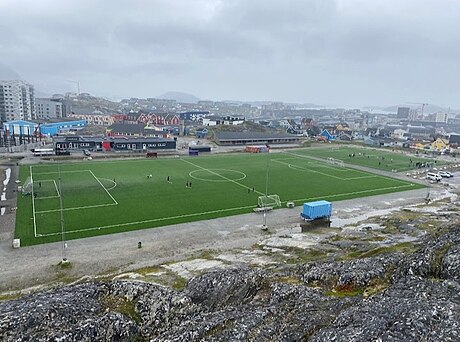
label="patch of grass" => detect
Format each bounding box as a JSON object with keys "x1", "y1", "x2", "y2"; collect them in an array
[
  {"x1": 365, "y1": 235, "x2": 386, "y2": 242},
  {"x1": 185, "y1": 249, "x2": 217, "y2": 261},
  {"x1": 100, "y1": 295, "x2": 141, "y2": 324},
  {"x1": 283, "y1": 247, "x2": 334, "y2": 264},
  {"x1": 430, "y1": 243, "x2": 453, "y2": 278},
  {"x1": 134, "y1": 265, "x2": 164, "y2": 276},
  {"x1": 342, "y1": 241, "x2": 418, "y2": 260},
  {"x1": 325, "y1": 284, "x2": 364, "y2": 297},
  {"x1": 58, "y1": 260, "x2": 72, "y2": 269},
  {"x1": 0, "y1": 293, "x2": 22, "y2": 301},
  {"x1": 330, "y1": 234, "x2": 360, "y2": 241},
  {"x1": 172, "y1": 276, "x2": 187, "y2": 291},
  {"x1": 274, "y1": 276, "x2": 304, "y2": 285}
]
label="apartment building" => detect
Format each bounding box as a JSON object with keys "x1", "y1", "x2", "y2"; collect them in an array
[
  {"x1": 35, "y1": 98, "x2": 63, "y2": 119},
  {"x1": 0, "y1": 80, "x2": 35, "y2": 121}
]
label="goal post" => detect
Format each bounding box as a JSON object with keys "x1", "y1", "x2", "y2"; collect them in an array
[
  {"x1": 258, "y1": 194, "x2": 281, "y2": 208},
  {"x1": 327, "y1": 157, "x2": 345, "y2": 168},
  {"x1": 22, "y1": 176, "x2": 33, "y2": 195}
]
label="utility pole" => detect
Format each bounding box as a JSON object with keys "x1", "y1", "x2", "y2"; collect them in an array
[
  {"x1": 57, "y1": 160, "x2": 68, "y2": 264},
  {"x1": 67, "y1": 79, "x2": 80, "y2": 96},
  {"x1": 262, "y1": 146, "x2": 270, "y2": 230}
]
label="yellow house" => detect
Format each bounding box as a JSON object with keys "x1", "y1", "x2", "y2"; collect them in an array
[
  {"x1": 412, "y1": 142, "x2": 425, "y2": 150},
  {"x1": 431, "y1": 138, "x2": 449, "y2": 151}
]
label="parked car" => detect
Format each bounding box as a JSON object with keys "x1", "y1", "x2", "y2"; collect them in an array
[
  {"x1": 438, "y1": 171, "x2": 453, "y2": 178},
  {"x1": 426, "y1": 172, "x2": 442, "y2": 182}
]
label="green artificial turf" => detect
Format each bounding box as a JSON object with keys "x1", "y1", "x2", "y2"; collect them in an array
[
  {"x1": 293, "y1": 145, "x2": 448, "y2": 172},
  {"x1": 15, "y1": 149, "x2": 425, "y2": 246}
]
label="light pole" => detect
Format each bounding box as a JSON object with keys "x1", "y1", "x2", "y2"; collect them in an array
[
  {"x1": 262, "y1": 145, "x2": 270, "y2": 230},
  {"x1": 57, "y1": 160, "x2": 68, "y2": 264}
]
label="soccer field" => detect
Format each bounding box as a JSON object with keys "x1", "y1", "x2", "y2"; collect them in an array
[
  {"x1": 15, "y1": 151, "x2": 425, "y2": 246},
  {"x1": 294, "y1": 145, "x2": 449, "y2": 172}
]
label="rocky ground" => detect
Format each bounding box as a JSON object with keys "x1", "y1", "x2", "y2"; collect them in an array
[
  {"x1": 1, "y1": 189, "x2": 460, "y2": 341},
  {"x1": 1, "y1": 221, "x2": 460, "y2": 341},
  {"x1": 1, "y1": 149, "x2": 460, "y2": 341}
]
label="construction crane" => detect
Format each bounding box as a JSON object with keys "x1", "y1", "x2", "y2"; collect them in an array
[
  {"x1": 406, "y1": 102, "x2": 429, "y2": 119},
  {"x1": 67, "y1": 79, "x2": 81, "y2": 96}
]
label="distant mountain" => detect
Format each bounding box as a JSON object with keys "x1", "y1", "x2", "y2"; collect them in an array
[
  {"x1": 0, "y1": 63, "x2": 21, "y2": 80},
  {"x1": 158, "y1": 92, "x2": 200, "y2": 103}
]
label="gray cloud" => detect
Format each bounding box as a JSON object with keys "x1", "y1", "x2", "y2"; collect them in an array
[{"x1": 0, "y1": 0, "x2": 459, "y2": 107}]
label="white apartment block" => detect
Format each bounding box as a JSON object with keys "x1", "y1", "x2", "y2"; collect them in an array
[
  {"x1": 435, "y1": 112, "x2": 448, "y2": 123},
  {"x1": 35, "y1": 98, "x2": 63, "y2": 119},
  {"x1": 0, "y1": 80, "x2": 35, "y2": 121}
]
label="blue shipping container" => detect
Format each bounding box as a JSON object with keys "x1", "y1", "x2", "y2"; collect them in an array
[{"x1": 301, "y1": 200, "x2": 332, "y2": 220}]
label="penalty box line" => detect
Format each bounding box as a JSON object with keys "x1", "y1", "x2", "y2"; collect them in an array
[
  {"x1": 33, "y1": 179, "x2": 60, "y2": 200},
  {"x1": 272, "y1": 158, "x2": 376, "y2": 181},
  {"x1": 34, "y1": 169, "x2": 118, "y2": 236},
  {"x1": 180, "y1": 157, "x2": 265, "y2": 196},
  {"x1": 290, "y1": 183, "x2": 417, "y2": 204},
  {"x1": 35, "y1": 203, "x2": 257, "y2": 237}
]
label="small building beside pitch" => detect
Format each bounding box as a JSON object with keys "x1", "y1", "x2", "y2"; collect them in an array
[
  {"x1": 214, "y1": 131, "x2": 300, "y2": 146},
  {"x1": 53, "y1": 135, "x2": 176, "y2": 152}
]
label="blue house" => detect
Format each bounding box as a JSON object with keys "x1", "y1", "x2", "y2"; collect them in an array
[
  {"x1": 2, "y1": 120, "x2": 38, "y2": 137},
  {"x1": 320, "y1": 129, "x2": 336, "y2": 141},
  {"x1": 3, "y1": 119, "x2": 86, "y2": 137},
  {"x1": 40, "y1": 119, "x2": 86, "y2": 136}
]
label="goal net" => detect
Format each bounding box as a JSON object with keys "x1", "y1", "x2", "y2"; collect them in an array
[
  {"x1": 258, "y1": 194, "x2": 281, "y2": 208},
  {"x1": 327, "y1": 157, "x2": 345, "y2": 167},
  {"x1": 22, "y1": 176, "x2": 33, "y2": 195}
]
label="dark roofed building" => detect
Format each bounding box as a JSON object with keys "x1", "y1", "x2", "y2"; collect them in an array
[
  {"x1": 106, "y1": 123, "x2": 167, "y2": 138},
  {"x1": 449, "y1": 134, "x2": 460, "y2": 147},
  {"x1": 53, "y1": 135, "x2": 176, "y2": 152},
  {"x1": 214, "y1": 131, "x2": 300, "y2": 145}
]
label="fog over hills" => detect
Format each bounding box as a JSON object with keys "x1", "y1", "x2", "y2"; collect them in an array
[
  {"x1": 0, "y1": 63, "x2": 21, "y2": 80},
  {"x1": 158, "y1": 92, "x2": 200, "y2": 104}
]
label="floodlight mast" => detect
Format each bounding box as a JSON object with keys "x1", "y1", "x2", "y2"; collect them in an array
[
  {"x1": 263, "y1": 145, "x2": 270, "y2": 229},
  {"x1": 57, "y1": 160, "x2": 67, "y2": 262}
]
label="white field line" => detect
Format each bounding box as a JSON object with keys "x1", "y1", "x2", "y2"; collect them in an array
[
  {"x1": 53, "y1": 179, "x2": 60, "y2": 196},
  {"x1": 281, "y1": 151, "x2": 413, "y2": 181},
  {"x1": 35, "y1": 204, "x2": 257, "y2": 237},
  {"x1": 88, "y1": 170, "x2": 118, "y2": 205},
  {"x1": 36, "y1": 182, "x2": 418, "y2": 238},
  {"x1": 180, "y1": 157, "x2": 265, "y2": 195},
  {"x1": 34, "y1": 179, "x2": 60, "y2": 200},
  {"x1": 31, "y1": 169, "x2": 91, "y2": 175},
  {"x1": 98, "y1": 178, "x2": 117, "y2": 191},
  {"x1": 30, "y1": 166, "x2": 38, "y2": 237},
  {"x1": 285, "y1": 183, "x2": 417, "y2": 205},
  {"x1": 274, "y1": 157, "x2": 346, "y2": 171},
  {"x1": 272, "y1": 159, "x2": 348, "y2": 180},
  {"x1": 35, "y1": 202, "x2": 117, "y2": 214}
]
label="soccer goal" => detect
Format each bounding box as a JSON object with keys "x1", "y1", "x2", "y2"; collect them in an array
[
  {"x1": 258, "y1": 194, "x2": 281, "y2": 208},
  {"x1": 327, "y1": 157, "x2": 345, "y2": 167},
  {"x1": 22, "y1": 176, "x2": 33, "y2": 195}
]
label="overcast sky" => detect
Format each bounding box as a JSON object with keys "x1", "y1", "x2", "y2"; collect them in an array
[{"x1": 1, "y1": 0, "x2": 459, "y2": 108}]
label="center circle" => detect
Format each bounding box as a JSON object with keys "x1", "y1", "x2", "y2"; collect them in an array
[{"x1": 189, "y1": 169, "x2": 247, "y2": 182}]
